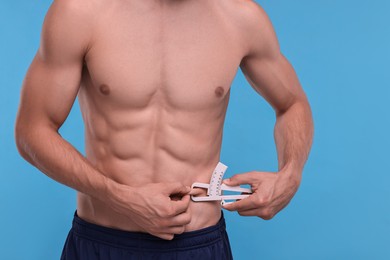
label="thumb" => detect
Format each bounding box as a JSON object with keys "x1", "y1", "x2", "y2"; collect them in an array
[
  {"x1": 165, "y1": 182, "x2": 191, "y2": 195},
  {"x1": 223, "y1": 172, "x2": 258, "y2": 186}
]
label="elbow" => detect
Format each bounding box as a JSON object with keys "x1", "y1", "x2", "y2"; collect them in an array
[
  {"x1": 15, "y1": 118, "x2": 60, "y2": 163},
  {"x1": 14, "y1": 117, "x2": 41, "y2": 162},
  {"x1": 294, "y1": 98, "x2": 312, "y2": 114},
  {"x1": 275, "y1": 97, "x2": 310, "y2": 117},
  {"x1": 275, "y1": 95, "x2": 311, "y2": 116},
  {"x1": 14, "y1": 120, "x2": 31, "y2": 161},
  {"x1": 275, "y1": 98, "x2": 313, "y2": 131}
]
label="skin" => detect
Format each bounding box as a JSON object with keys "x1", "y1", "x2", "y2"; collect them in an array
[{"x1": 15, "y1": 0, "x2": 313, "y2": 241}]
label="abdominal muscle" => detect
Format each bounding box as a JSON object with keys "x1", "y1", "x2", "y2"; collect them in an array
[{"x1": 76, "y1": 95, "x2": 229, "y2": 233}]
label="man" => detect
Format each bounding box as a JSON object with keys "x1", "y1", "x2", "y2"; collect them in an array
[{"x1": 15, "y1": 0, "x2": 313, "y2": 259}]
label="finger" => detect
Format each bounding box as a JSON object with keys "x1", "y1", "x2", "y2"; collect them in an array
[
  {"x1": 152, "y1": 233, "x2": 175, "y2": 240},
  {"x1": 239, "y1": 208, "x2": 275, "y2": 220},
  {"x1": 165, "y1": 182, "x2": 191, "y2": 196},
  {"x1": 170, "y1": 194, "x2": 191, "y2": 215},
  {"x1": 223, "y1": 172, "x2": 259, "y2": 186},
  {"x1": 237, "y1": 208, "x2": 260, "y2": 216},
  {"x1": 222, "y1": 196, "x2": 258, "y2": 212},
  {"x1": 166, "y1": 225, "x2": 186, "y2": 235},
  {"x1": 168, "y1": 212, "x2": 192, "y2": 226},
  {"x1": 189, "y1": 187, "x2": 204, "y2": 196}
]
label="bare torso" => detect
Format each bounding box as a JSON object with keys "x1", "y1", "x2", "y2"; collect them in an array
[{"x1": 77, "y1": 0, "x2": 248, "y2": 231}]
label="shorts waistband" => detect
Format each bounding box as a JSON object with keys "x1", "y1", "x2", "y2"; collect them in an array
[{"x1": 71, "y1": 211, "x2": 227, "y2": 252}]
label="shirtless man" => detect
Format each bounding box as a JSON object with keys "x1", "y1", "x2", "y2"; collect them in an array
[{"x1": 15, "y1": 0, "x2": 313, "y2": 259}]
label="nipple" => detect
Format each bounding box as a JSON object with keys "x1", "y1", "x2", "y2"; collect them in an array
[
  {"x1": 99, "y1": 84, "x2": 111, "y2": 95},
  {"x1": 215, "y1": 86, "x2": 225, "y2": 98}
]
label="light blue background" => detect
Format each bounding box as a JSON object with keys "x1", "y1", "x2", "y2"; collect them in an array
[{"x1": 1, "y1": 1, "x2": 389, "y2": 259}]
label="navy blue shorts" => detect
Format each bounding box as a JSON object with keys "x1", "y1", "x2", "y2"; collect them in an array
[{"x1": 61, "y1": 211, "x2": 233, "y2": 260}]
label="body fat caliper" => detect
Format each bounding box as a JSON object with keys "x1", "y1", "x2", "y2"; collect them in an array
[{"x1": 191, "y1": 162, "x2": 253, "y2": 206}]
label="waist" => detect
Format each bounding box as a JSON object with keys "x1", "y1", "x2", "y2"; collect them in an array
[
  {"x1": 77, "y1": 193, "x2": 222, "y2": 232},
  {"x1": 77, "y1": 157, "x2": 224, "y2": 231},
  {"x1": 71, "y1": 210, "x2": 227, "y2": 251}
]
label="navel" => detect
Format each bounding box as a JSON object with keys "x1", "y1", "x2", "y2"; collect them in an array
[
  {"x1": 99, "y1": 84, "x2": 110, "y2": 96},
  {"x1": 215, "y1": 86, "x2": 225, "y2": 98}
]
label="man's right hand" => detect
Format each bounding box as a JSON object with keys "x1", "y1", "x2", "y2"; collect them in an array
[{"x1": 109, "y1": 182, "x2": 192, "y2": 240}]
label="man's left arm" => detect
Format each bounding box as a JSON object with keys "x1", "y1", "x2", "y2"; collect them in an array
[{"x1": 223, "y1": 3, "x2": 314, "y2": 219}]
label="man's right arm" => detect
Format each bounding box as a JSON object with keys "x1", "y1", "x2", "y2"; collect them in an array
[
  {"x1": 15, "y1": 0, "x2": 113, "y2": 202},
  {"x1": 15, "y1": 0, "x2": 190, "y2": 240}
]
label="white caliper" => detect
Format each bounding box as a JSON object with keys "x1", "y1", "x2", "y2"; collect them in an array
[{"x1": 191, "y1": 162, "x2": 252, "y2": 206}]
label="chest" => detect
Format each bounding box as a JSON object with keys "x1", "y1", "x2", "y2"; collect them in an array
[{"x1": 81, "y1": 1, "x2": 246, "y2": 110}]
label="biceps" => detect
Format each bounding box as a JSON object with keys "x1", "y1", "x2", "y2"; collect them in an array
[
  {"x1": 18, "y1": 54, "x2": 82, "y2": 130},
  {"x1": 16, "y1": 0, "x2": 93, "y2": 131},
  {"x1": 240, "y1": 53, "x2": 306, "y2": 113}
]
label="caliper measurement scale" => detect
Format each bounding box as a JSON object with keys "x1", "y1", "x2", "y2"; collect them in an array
[{"x1": 191, "y1": 162, "x2": 252, "y2": 206}]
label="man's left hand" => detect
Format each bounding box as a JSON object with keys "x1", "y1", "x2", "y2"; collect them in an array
[{"x1": 222, "y1": 169, "x2": 301, "y2": 220}]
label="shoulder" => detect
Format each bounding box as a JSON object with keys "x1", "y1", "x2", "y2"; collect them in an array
[
  {"x1": 44, "y1": 0, "x2": 105, "y2": 32},
  {"x1": 221, "y1": 0, "x2": 272, "y2": 30},
  {"x1": 48, "y1": 0, "x2": 101, "y2": 17},
  {"x1": 45, "y1": 0, "x2": 95, "y2": 25},
  {"x1": 40, "y1": 0, "x2": 103, "y2": 60},
  {"x1": 236, "y1": 0, "x2": 269, "y2": 19},
  {"x1": 225, "y1": 0, "x2": 279, "y2": 59}
]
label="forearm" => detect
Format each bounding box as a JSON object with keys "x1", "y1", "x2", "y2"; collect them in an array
[
  {"x1": 274, "y1": 100, "x2": 314, "y2": 174},
  {"x1": 16, "y1": 125, "x2": 122, "y2": 204}
]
